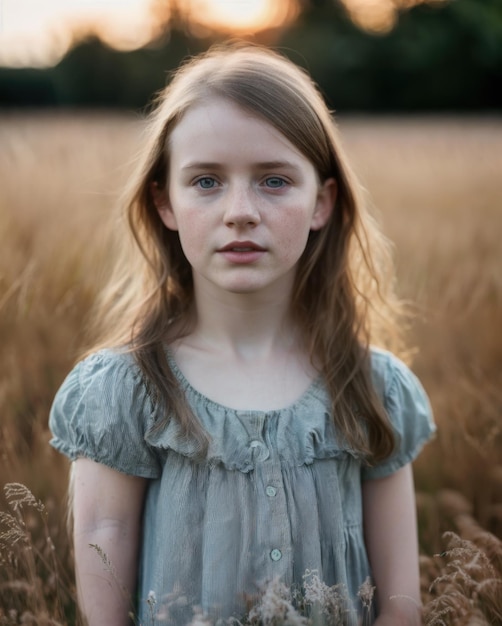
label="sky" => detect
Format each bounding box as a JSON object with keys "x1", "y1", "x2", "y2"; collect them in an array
[{"x1": 0, "y1": 0, "x2": 437, "y2": 68}]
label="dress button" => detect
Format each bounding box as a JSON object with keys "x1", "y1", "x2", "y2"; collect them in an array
[
  {"x1": 265, "y1": 486, "x2": 277, "y2": 497},
  {"x1": 270, "y1": 548, "x2": 282, "y2": 561},
  {"x1": 248, "y1": 439, "x2": 269, "y2": 462}
]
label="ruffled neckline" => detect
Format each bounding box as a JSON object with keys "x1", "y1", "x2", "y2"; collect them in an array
[
  {"x1": 164, "y1": 347, "x2": 326, "y2": 418},
  {"x1": 141, "y1": 349, "x2": 352, "y2": 472}
]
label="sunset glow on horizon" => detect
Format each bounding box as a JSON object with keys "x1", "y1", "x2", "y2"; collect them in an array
[
  {"x1": 0, "y1": 0, "x2": 162, "y2": 67},
  {"x1": 187, "y1": 0, "x2": 299, "y2": 34},
  {"x1": 0, "y1": 0, "x2": 445, "y2": 68}
]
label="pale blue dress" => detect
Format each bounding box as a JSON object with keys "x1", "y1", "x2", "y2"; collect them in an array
[{"x1": 49, "y1": 347, "x2": 435, "y2": 625}]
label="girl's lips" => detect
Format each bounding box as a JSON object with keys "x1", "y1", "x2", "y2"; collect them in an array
[
  {"x1": 218, "y1": 241, "x2": 266, "y2": 252},
  {"x1": 218, "y1": 242, "x2": 266, "y2": 264}
]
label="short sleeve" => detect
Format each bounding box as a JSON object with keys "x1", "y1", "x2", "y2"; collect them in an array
[
  {"x1": 49, "y1": 349, "x2": 161, "y2": 479},
  {"x1": 361, "y1": 348, "x2": 436, "y2": 481}
]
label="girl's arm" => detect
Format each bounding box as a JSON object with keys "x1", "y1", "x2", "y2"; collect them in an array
[
  {"x1": 362, "y1": 464, "x2": 422, "y2": 626},
  {"x1": 72, "y1": 457, "x2": 148, "y2": 626}
]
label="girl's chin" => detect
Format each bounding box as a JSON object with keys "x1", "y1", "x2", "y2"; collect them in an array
[
  {"x1": 198, "y1": 280, "x2": 289, "y2": 297},
  {"x1": 192, "y1": 267, "x2": 298, "y2": 298}
]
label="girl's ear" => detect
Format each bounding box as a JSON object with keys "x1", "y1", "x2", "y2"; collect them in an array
[
  {"x1": 310, "y1": 177, "x2": 337, "y2": 231},
  {"x1": 151, "y1": 182, "x2": 178, "y2": 231}
]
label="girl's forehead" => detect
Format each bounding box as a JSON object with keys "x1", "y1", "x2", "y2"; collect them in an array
[
  {"x1": 168, "y1": 97, "x2": 308, "y2": 164},
  {"x1": 173, "y1": 97, "x2": 273, "y2": 134}
]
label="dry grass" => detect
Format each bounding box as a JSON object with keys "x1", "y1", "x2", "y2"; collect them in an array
[{"x1": 0, "y1": 113, "x2": 501, "y2": 624}]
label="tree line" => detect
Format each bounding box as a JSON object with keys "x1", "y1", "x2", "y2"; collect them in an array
[{"x1": 0, "y1": 0, "x2": 501, "y2": 112}]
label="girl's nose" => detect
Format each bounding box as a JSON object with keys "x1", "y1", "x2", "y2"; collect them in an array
[{"x1": 223, "y1": 185, "x2": 261, "y2": 227}]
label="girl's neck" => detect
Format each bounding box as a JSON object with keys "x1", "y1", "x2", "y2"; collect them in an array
[
  {"x1": 183, "y1": 279, "x2": 300, "y2": 362},
  {"x1": 169, "y1": 280, "x2": 317, "y2": 412}
]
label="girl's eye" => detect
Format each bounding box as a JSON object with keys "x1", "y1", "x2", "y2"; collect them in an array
[
  {"x1": 195, "y1": 177, "x2": 217, "y2": 189},
  {"x1": 264, "y1": 177, "x2": 287, "y2": 189}
]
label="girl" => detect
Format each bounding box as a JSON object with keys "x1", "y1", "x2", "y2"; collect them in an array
[{"x1": 49, "y1": 43, "x2": 435, "y2": 626}]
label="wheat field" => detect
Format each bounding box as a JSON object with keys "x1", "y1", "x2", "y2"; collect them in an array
[{"x1": 0, "y1": 113, "x2": 501, "y2": 624}]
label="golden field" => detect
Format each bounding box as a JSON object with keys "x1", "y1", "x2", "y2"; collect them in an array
[{"x1": 0, "y1": 113, "x2": 501, "y2": 624}]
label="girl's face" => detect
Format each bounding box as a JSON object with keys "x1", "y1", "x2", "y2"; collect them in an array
[{"x1": 154, "y1": 97, "x2": 336, "y2": 300}]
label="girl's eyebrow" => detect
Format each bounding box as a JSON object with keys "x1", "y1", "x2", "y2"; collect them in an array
[
  {"x1": 181, "y1": 162, "x2": 222, "y2": 171},
  {"x1": 254, "y1": 161, "x2": 302, "y2": 172},
  {"x1": 181, "y1": 160, "x2": 302, "y2": 172}
]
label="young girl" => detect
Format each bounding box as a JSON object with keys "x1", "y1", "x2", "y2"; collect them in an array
[{"x1": 49, "y1": 43, "x2": 435, "y2": 626}]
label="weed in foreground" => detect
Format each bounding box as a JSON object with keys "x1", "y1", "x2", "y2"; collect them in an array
[
  {"x1": 0, "y1": 483, "x2": 77, "y2": 625},
  {"x1": 422, "y1": 529, "x2": 502, "y2": 625}
]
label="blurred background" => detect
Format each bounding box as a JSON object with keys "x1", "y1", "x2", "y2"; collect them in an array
[
  {"x1": 0, "y1": 1, "x2": 502, "y2": 624},
  {"x1": 1, "y1": 0, "x2": 501, "y2": 111}
]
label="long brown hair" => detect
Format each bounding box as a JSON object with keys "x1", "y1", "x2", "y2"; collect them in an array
[{"x1": 86, "y1": 43, "x2": 406, "y2": 463}]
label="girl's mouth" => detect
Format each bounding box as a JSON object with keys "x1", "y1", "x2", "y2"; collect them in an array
[
  {"x1": 219, "y1": 241, "x2": 266, "y2": 252},
  {"x1": 218, "y1": 241, "x2": 266, "y2": 264}
]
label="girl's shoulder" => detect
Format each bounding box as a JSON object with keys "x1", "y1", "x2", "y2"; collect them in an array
[
  {"x1": 368, "y1": 346, "x2": 423, "y2": 399},
  {"x1": 48, "y1": 348, "x2": 161, "y2": 478},
  {"x1": 363, "y1": 347, "x2": 436, "y2": 480},
  {"x1": 50, "y1": 348, "x2": 149, "y2": 421},
  {"x1": 58, "y1": 347, "x2": 143, "y2": 395}
]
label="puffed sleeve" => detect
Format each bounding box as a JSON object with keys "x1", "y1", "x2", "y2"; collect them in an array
[
  {"x1": 49, "y1": 349, "x2": 161, "y2": 478},
  {"x1": 361, "y1": 348, "x2": 436, "y2": 481}
]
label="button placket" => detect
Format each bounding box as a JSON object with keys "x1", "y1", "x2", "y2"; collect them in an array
[
  {"x1": 256, "y1": 454, "x2": 292, "y2": 577},
  {"x1": 245, "y1": 414, "x2": 269, "y2": 463},
  {"x1": 248, "y1": 414, "x2": 292, "y2": 579}
]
